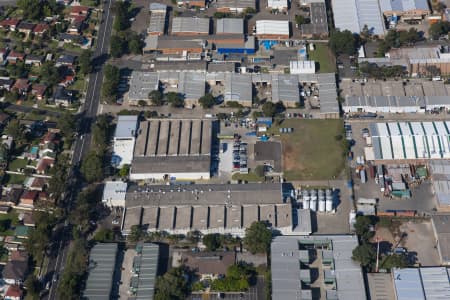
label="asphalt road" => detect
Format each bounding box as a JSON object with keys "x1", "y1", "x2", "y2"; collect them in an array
[{"x1": 44, "y1": 1, "x2": 115, "y2": 299}]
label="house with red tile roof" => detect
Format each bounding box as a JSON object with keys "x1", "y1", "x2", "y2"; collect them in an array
[
  {"x1": 17, "y1": 22, "x2": 35, "y2": 36},
  {"x1": 70, "y1": 5, "x2": 90, "y2": 17},
  {"x1": 36, "y1": 158, "x2": 55, "y2": 174},
  {"x1": 31, "y1": 84, "x2": 47, "y2": 100},
  {"x1": 19, "y1": 190, "x2": 38, "y2": 208},
  {"x1": 12, "y1": 79, "x2": 29, "y2": 95},
  {"x1": 4, "y1": 284, "x2": 23, "y2": 300},
  {"x1": 6, "y1": 51, "x2": 25, "y2": 64},
  {"x1": 33, "y1": 23, "x2": 49, "y2": 35},
  {"x1": 0, "y1": 19, "x2": 20, "y2": 30}
]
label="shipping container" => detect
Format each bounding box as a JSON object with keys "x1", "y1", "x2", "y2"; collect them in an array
[{"x1": 360, "y1": 169, "x2": 366, "y2": 183}]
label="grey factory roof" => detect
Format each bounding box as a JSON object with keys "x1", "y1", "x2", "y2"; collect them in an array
[
  {"x1": 148, "y1": 10, "x2": 166, "y2": 34},
  {"x1": 432, "y1": 214, "x2": 450, "y2": 264},
  {"x1": 301, "y1": 1, "x2": 328, "y2": 35},
  {"x1": 115, "y1": 115, "x2": 138, "y2": 139},
  {"x1": 178, "y1": 71, "x2": 206, "y2": 100},
  {"x1": 393, "y1": 267, "x2": 450, "y2": 300},
  {"x1": 331, "y1": 0, "x2": 385, "y2": 36},
  {"x1": 271, "y1": 74, "x2": 300, "y2": 104},
  {"x1": 135, "y1": 243, "x2": 159, "y2": 300},
  {"x1": 83, "y1": 243, "x2": 118, "y2": 300},
  {"x1": 134, "y1": 119, "x2": 212, "y2": 157},
  {"x1": 316, "y1": 73, "x2": 339, "y2": 114},
  {"x1": 125, "y1": 183, "x2": 284, "y2": 207},
  {"x1": 379, "y1": 0, "x2": 430, "y2": 12},
  {"x1": 217, "y1": 0, "x2": 256, "y2": 9},
  {"x1": 149, "y1": 3, "x2": 167, "y2": 11},
  {"x1": 131, "y1": 155, "x2": 211, "y2": 175},
  {"x1": 292, "y1": 209, "x2": 312, "y2": 234},
  {"x1": 102, "y1": 181, "x2": 127, "y2": 203},
  {"x1": 171, "y1": 17, "x2": 210, "y2": 34},
  {"x1": 367, "y1": 273, "x2": 395, "y2": 300},
  {"x1": 224, "y1": 73, "x2": 252, "y2": 102},
  {"x1": 271, "y1": 235, "x2": 365, "y2": 300},
  {"x1": 216, "y1": 18, "x2": 244, "y2": 34},
  {"x1": 429, "y1": 161, "x2": 450, "y2": 208},
  {"x1": 128, "y1": 203, "x2": 292, "y2": 232},
  {"x1": 128, "y1": 72, "x2": 159, "y2": 102}
]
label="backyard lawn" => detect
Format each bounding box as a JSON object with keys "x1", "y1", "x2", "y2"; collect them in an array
[
  {"x1": 269, "y1": 119, "x2": 346, "y2": 180},
  {"x1": 308, "y1": 43, "x2": 336, "y2": 73},
  {"x1": 3, "y1": 173, "x2": 26, "y2": 185},
  {"x1": 8, "y1": 158, "x2": 28, "y2": 172}
]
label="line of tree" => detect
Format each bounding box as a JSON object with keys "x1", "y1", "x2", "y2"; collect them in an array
[
  {"x1": 429, "y1": 21, "x2": 450, "y2": 40},
  {"x1": 147, "y1": 90, "x2": 185, "y2": 108},
  {"x1": 376, "y1": 28, "x2": 421, "y2": 56},
  {"x1": 358, "y1": 62, "x2": 406, "y2": 79},
  {"x1": 110, "y1": 1, "x2": 143, "y2": 57},
  {"x1": 329, "y1": 29, "x2": 359, "y2": 56},
  {"x1": 102, "y1": 64, "x2": 120, "y2": 103}
]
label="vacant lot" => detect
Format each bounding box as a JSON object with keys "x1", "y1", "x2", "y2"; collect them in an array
[
  {"x1": 308, "y1": 43, "x2": 336, "y2": 73},
  {"x1": 269, "y1": 119, "x2": 346, "y2": 180}
]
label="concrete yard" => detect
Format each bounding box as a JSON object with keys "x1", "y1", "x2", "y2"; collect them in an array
[{"x1": 118, "y1": 248, "x2": 137, "y2": 299}]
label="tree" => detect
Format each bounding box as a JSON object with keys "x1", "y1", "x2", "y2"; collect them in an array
[
  {"x1": 199, "y1": 93, "x2": 215, "y2": 108},
  {"x1": 429, "y1": 21, "x2": 450, "y2": 40},
  {"x1": 203, "y1": 233, "x2": 222, "y2": 251},
  {"x1": 243, "y1": 221, "x2": 272, "y2": 254},
  {"x1": 93, "y1": 228, "x2": 115, "y2": 242},
  {"x1": 17, "y1": 0, "x2": 42, "y2": 21},
  {"x1": 138, "y1": 100, "x2": 147, "y2": 107},
  {"x1": 119, "y1": 164, "x2": 130, "y2": 177},
  {"x1": 5, "y1": 119, "x2": 26, "y2": 144},
  {"x1": 155, "y1": 267, "x2": 190, "y2": 300},
  {"x1": 110, "y1": 35, "x2": 126, "y2": 58},
  {"x1": 354, "y1": 215, "x2": 376, "y2": 242},
  {"x1": 166, "y1": 92, "x2": 184, "y2": 108},
  {"x1": 128, "y1": 34, "x2": 143, "y2": 54},
  {"x1": 39, "y1": 62, "x2": 61, "y2": 86},
  {"x1": 102, "y1": 64, "x2": 120, "y2": 102},
  {"x1": 80, "y1": 151, "x2": 103, "y2": 183},
  {"x1": 352, "y1": 243, "x2": 376, "y2": 268},
  {"x1": 254, "y1": 165, "x2": 265, "y2": 178},
  {"x1": 79, "y1": 50, "x2": 93, "y2": 75},
  {"x1": 329, "y1": 29, "x2": 358, "y2": 56},
  {"x1": 48, "y1": 155, "x2": 70, "y2": 204},
  {"x1": 25, "y1": 275, "x2": 41, "y2": 299},
  {"x1": 295, "y1": 15, "x2": 308, "y2": 26},
  {"x1": 262, "y1": 102, "x2": 277, "y2": 117},
  {"x1": 380, "y1": 254, "x2": 408, "y2": 270},
  {"x1": 113, "y1": 1, "x2": 131, "y2": 31},
  {"x1": 149, "y1": 90, "x2": 164, "y2": 106},
  {"x1": 360, "y1": 24, "x2": 371, "y2": 41},
  {"x1": 129, "y1": 225, "x2": 145, "y2": 242}
]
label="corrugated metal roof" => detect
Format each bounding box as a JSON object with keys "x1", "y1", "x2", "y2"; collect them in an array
[
  {"x1": 393, "y1": 268, "x2": 425, "y2": 300},
  {"x1": 171, "y1": 17, "x2": 210, "y2": 34},
  {"x1": 216, "y1": 18, "x2": 243, "y2": 34},
  {"x1": 224, "y1": 73, "x2": 252, "y2": 102},
  {"x1": 135, "y1": 243, "x2": 159, "y2": 300},
  {"x1": 84, "y1": 243, "x2": 118, "y2": 300},
  {"x1": 178, "y1": 71, "x2": 206, "y2": 100},
  {"x1": 128, "y1": 72, "x2": 159, "y2": 102},
  {"x1": 256, "y1": 20, "x2": 289, "y2": 36},
  {"x1": 115, "y1": 115, "x2": 138, "y2": 139},
  {"x1": 332, "y1": 0, "x2": 385, "y2": 35},
  {"x1": 379, "y1": 0, "x2": 429, "y2": 12},
  {"x1": 271, "y1": 74, "x2": 300, "y2": 103}
]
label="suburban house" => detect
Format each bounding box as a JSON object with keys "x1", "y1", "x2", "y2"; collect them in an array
[
  {"x1": 2, "y1": 260, "x2": 28, "y2": 285},
  {"x1": 6, "y1": 51, "x2": 25, "y2": 64},
  {"x1": 55, "y1": 54, "x2": 76, "y2": 67},
  {"x1": 12, "y1": 79, "x2": 30, "y2": 95},
  {"x1": 0, "y1": 19, "x2": 20, "y2": 30},
  {"x1": 53, "y1": 86, "x2": 73, "y2": 106},
  {"x1": 17, "y1": 22, "x2": 35, "y2": 36},
  {"x1": 4, "y1": 284, "x2": 23, "y2": 300},
  {"x1": 68, "y1": 16, "x2": 85, "y2": 34},
  {"x1": 1, "y1": 188, "x2": 23, "y2": 206},
  {"x1": 70, "y1": 5, "x2": 90, "y2": 17},
  {"x1": 36, "y1": 157, "x2": 55, "y2": 174},
  {"x1": 0, "y1": 77, "x2": 14, "y2": 91},
  {"x1": 33, "y1": 23, "x2": 49, "y2": 36},
  {"x1": 19, "y1": 212, "x2": 35, "y2": 227},
  {"x1": 31, "y1": 84, "x2": 47, "y2": 100},
  {"x1": 25, "y1": 55, "x2": 44, "y2": 66},
  {"x1": 19, "y1": 190, "x2": 38, "y2": 208},
  {"x1": 181, "y1": 251, "x2": 236, "y2": 280}
]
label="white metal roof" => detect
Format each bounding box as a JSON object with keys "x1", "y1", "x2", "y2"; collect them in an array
[
  {"x1": 102, "y1": 181, "x2": 128, "y2": 204},
  {"x1": 256, "y1": 20, "x2": 289, "y2": 36},
  {"x1": 331, "y1": 0, "x2": 385, "y2": 35},
  {"x1": 115, "y1": 115, "x2": 138, "y2": 139},
  {"x1": 290, "y1": 60, "x2": 316, "y2": 74},
  {"x1": 216, "y1": 18, "x2": 243, "y2": 34},
  {"x1": 267, "y1": 0, "x2": 288, "y2": 9},
  {"x1": 379, "y1": 0, "x2": 429, "y2": 12}
]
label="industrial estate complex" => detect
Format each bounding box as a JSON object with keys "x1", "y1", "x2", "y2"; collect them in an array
[{"x1": 4, "y1": 0, "x2": 450, "y2": 299}]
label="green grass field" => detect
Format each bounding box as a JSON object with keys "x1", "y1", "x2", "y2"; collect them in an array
[
  {"x1": 269, "y1": 119, "x2": 346, "y2": 180},
  {"x1": 8, "y1": 158, "x2": 28, "y2": 172},
  {"x1": 308, "y1": 43, "x2": 336, "y2": 73}
]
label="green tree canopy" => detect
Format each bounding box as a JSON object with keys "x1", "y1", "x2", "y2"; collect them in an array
[
  {"x1": 352, "y1": 243, "x2": 376, "y2": 268},
  {"x1": 166, "y1": 92, "x2": 184, "y2": 108},
  {"x1": 243, "y1": 221, "x2": 272, "y2": 254},
  {"x1": 429, "y1": 21, "x2": 450, "y2": 40},
  {"x1": 80, "y1": 151, "x2": 103, "y2": 183},
  {"x1": 93, "y1": 228, "x2": 115, "y2": 242},
  {"x1": 329, "y1": 29, "x2": 358, "y2": 56},
  {"x1": 203, "y1": 233, "x2": 222, "y2": 251},
  {"x1": 79, "y1": 50, "x2": 93, "y2": 75},
  {"x1": 119, "y1": 164, "x2": 130, "y2": 177},
  {"x1": 149, "y1": 90, "x2": 164, "y2": 106},
  {"x1": 354, "y1": 215, "x2": 376, "y2": 242},
  {"x1": 110, "y1": 35, "x2": 127, "y2": 58},
  {"x1": 199, "y1": 93, "x2": 216, "y2": 108},
  {"x1": 155, "y1": 267, "x2": 190, "y2": 300},
  {"x1": 380, "y1": 254, "x2": 408, "y2": 270}
]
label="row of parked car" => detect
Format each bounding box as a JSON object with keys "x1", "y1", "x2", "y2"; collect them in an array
[{"x1": 232, "y1": 136, "x2": 249, "y2": 174}]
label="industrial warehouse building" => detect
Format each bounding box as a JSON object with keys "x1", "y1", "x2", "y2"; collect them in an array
[
  {"x1": 112, "y1": 115, "x2": 138, "y2": 166},
  {"x1": 128, "y1": 72, "x2": 159, "y2": 105},
  {"x1": 216, "y1": 0, "x2": 256, "y2": 13},
  {"x1": 431, "y1": 214, "x2": 450, "y2": 265},
  {"x1": 130, "y1": 119, "x2": 212, "y2": 181},
  {"x1": 102, "y1": 181, "x2": 127, "y2": 208},
  {"x1": 120, "y1": 183, "x2": 310, "y2": 237},
  {"x1": 267, "y1": 0, "x2": 288, "y2": 10},
  {"x1": 171, "y1": 17, "x2": 210, "y2": 35},
  {"x1": 300, "y1": 0, "x2": 329, "y2": 37},
  {"x1": 393, "y1": 267, "x2": 450, "y2": 299},
  {"x1": 367, "y1": 121, "x2": 450, "y2": 162},
  {"x1": 271, "y1": 74, "x2": 300, "y2": 107},
  {"x1": 331, "y1": 0, "x2": 385, "y2": 36},
  {"x1": 148, "y1": 3, "x2": 167, "y2": 35},
  {"x1": 216, "y1": 18, "x2": 243, "y2": 34},
  {"x1": 430, "y1": 161, "x2": 450, "y2": 211},
  {"x1": 379, "y1": 0, "x2": 430, "y2": 20},
  {"x1": 83, "y1": 243, "x2": 118, "y2": 299},
  {"x1": 271, "y1": 235, "x2": 366, "y2": 300},
  {"x1": 256, "y1": 20, "x2": 290, "y2": 39},
  {"x1": 224, "y1": 73, "x2": 253, "y2": 106},
  {"x1": 131, "y1": 243, "x2": 160, "y2": 299}
]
